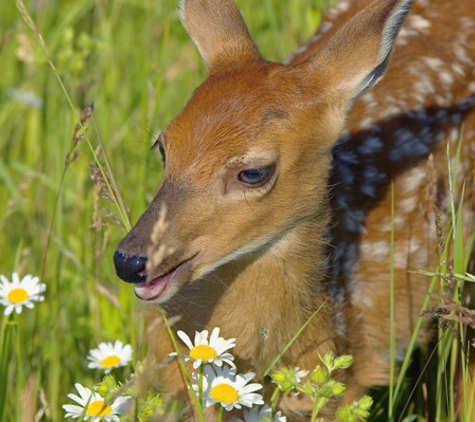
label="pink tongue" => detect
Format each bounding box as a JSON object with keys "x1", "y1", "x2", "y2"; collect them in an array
[{"x1": 134, "y1": 273, "x2": 171, "y2": 301}]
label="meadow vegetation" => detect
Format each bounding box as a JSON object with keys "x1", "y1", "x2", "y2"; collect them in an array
[{"x1": 0, "y1": 0, "x2": 474, "y2": 420}]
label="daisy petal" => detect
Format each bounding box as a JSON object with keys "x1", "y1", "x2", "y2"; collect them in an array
[
  {"x1": 0, "y1": 273, "x2": 46, "y2": 315},
  {"x1": 64, "y1": 383, "x2": 130, "y2": 421},
  {"x1": 177, "y1": 330, "x2": 194, "y2": 350},
  {"x1": 199, "y1": 365, "x2": 263, "y2": 411},
  {"x1": 86, "y1": 341, "x2": 133, "y2": 372},
  {"x1": 176, "y1": 327, "x2": 236, "y2": 368}
]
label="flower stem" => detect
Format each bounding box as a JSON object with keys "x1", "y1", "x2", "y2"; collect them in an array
[
  {"x1": 269, "y1": 386, "x2": 281, "y2": 410},
  {"x1": 199, "y1": 365, "x2": 204, "y2": 405},
  {"x1": 15, "y1": 316, "x2": 23, "y2": 421},
  {"x1": 310, "y1": 396, "x2": 319, "y2": 422},
  {"x1": 0, "y1": 315, "x2": 14, "y2": 422},
  {"x1": 161, "y1": 311, "x2": 205, "y2": 422},
  {"x1": 217, "y1": 405, "x2": 224, "y2": 422}
]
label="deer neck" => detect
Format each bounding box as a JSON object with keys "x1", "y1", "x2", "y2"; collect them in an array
[{"x1": 163, "y1": 215, "x2": 342, "y2": 374}]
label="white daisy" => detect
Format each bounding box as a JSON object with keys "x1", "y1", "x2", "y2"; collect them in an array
[
  {"x1": 172, "y1": 327, "x2": 236, "y2": 369},
  {"x1": 230, "y1": 404, "x2": 287, "y2": 422},
  {"x1": 62, "y1": 383, "x2": 130, "y2": 421},
  {"x1": 0, "y1": 272, "x2": 46, "y2": 316},
  {"x1": 197, "y1": 365, "x2": 264, "y2": 411},
  {"x1": 87, "y1": 341, "x2": 133, "y2": 373}
]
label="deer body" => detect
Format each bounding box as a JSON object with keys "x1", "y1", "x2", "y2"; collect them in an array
[
  {"x1": 315, "y1": 0, "x2": 475, "y2": 385},
  {"x1": 114, "y1": 0, "x2": 475, "y2": 419}
]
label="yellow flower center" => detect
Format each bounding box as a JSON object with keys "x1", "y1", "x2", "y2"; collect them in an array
[
  {"x1": 101, "y1": 355, "x2": 121, "y2": 369},
  {"x1": 189, "y1": 345, "x2": 217, "y2": 361},
  {"x1": 87, "y1": 400, "x2": 112, "y2": 416},
  {"x1": 7, "y1": 288, "x2": 29, "y2": 303},
  {"x1": 210, "y1": 383, "x2": 239, "y2": 404}
]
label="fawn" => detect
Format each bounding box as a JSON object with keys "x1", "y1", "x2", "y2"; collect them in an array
[{"x1": 114, "y1": 0, "x2": 475, "y2": 419}]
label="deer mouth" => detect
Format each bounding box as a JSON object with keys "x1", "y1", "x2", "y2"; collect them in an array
[{"x1": 134, "y1": 256, "x2": 196, "y2": 302}]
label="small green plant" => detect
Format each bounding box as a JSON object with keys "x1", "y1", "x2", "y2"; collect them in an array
[{"x1": 271, "y1": 352, "x2": 373, "y2": 422}]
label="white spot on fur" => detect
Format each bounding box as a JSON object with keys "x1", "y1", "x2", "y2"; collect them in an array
[
  {"x1": 395, "y1": 36, "x2": 408, "y2": 46},
  {"x1": 392, "y1": 245, "x2": 409, "y2": 269},
  {"x1": 451, "y1": 63, "x2": 465, "y2": 76},
  {"x1": 350, "y1": 285, "x2": 374, "y2": 308},
  {"x1": 359, "y1": 91, "x2": 377, "y2": 110},
  {"x1": 358, "y1": 117, "x2": 375, "y2": 129},
  {"x1": 398, "y1": 27, "x2": 417, "y2": 39},
  {"x1": 398, "y1": 196, "x2": 417, "y2": 213},
  {"x1": 454, "y1": 45, "x2": 472, "y2": 65},
  {"x1": 435, "y1": 95, "x2": 448, "y2": 107},
  {"x1": 412, "y1": 78, "x2": 436, "y2": 97},
  {"x1": 402, "y1": 168, "x2": 425, "y2": 194},
  {"x1": 382, "y1": 104, "x2": 403, "y2": 118},
  {"x1": 334, "y1": 0, "x2": 350, "y2": 14},
  {"x1": 360, "y1": 239, "x2": 390, "y2": 262},
  {"x1": 447, "y1": 127, "x2": 460, "y2": 145},
  {"x1": 424, "y1": 57, "x2": 443, "y2": 71},
  {"x1": 408, "y1": 14, "x2": 431, "y2": 30},
  {"x1": 328, "y1": 0, "x2": 351, "y2": 18},
  {"x1": 439, "y1": 71, "x2": 455, "y2": 88}
]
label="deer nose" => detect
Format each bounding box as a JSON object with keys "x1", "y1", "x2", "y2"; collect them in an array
[{"x1": 113, "y1": 250, "x2": 147, "y2": 283}]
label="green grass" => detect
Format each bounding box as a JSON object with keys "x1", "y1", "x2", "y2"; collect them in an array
[{"x1": 0, "y1": 0, "x2": 474, "y2": 421}]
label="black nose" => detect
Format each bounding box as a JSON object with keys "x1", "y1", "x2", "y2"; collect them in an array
[{"x1": 114, "y1": 250, "x2": 147, "y2": 283}]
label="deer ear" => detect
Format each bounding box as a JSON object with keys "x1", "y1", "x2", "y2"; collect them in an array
[
  {"x1": 179, "y1": 0, "x2": 262, "y2": 74},
  {"x1": 300, "y1": 0, "x2": 413, "y2": 106}
]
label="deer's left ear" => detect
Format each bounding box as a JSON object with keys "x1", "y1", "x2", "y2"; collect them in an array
[
  {"x1": 179, "y1": 0, "x2": 262, "y2": 74},
  {"x1": 300, "y1": 0, "x2": 413, "y2": 107}
]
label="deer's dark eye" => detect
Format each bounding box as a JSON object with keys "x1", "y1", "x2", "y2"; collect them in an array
[
  {"x1": 152, "y1": 134, "x2": 166, "y2": 167},
  {"x1": 238, "y1": 167, "x2": 273, "y2": 187},
  {"x1": 158, "y1": 143, "x2": 166, "y2": 165}
]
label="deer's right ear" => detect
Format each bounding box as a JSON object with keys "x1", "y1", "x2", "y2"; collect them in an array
[
  {"x1": 299, "y1": 0, "x2": 413, "y2": 108},
  {"x1": 179, "y1": 0, "x2": 262, "y2": 74}
]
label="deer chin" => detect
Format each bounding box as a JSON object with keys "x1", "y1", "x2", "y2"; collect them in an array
[{"x1": 134, "y1": 256, "x2": 196, "y2": 303}]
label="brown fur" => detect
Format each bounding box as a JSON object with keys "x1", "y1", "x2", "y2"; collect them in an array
[{"x1": 115, "y1": 0, "x2": 475, "y2": 420}]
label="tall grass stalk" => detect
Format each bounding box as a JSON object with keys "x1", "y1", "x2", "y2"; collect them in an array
[
  {"x1": 162, "y1": 312, "x2": 206, "y2": 422},
  {"x1": 390, "y1": 134, "x2": 475, "y2": 421},
  {"x1": 15, "y1": 0, "x2": 131, "y2": 232},
  {"x1": 0, "y1": 316, "x2": 15, "y2": 420},
  {"x1": 388, "y1": 182, "x2": 396, "y2": 421},
  {"x1": 263, "y1": 301, "x2": 327, "y2": 377}
]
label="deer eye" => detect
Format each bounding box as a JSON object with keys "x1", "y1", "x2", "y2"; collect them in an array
[
  {"x1": 158, "y1": 143, "x2": 166, "y2": 166},
  {"x1": 238, "y1": 167, "x2": 273, "y2": 187}
]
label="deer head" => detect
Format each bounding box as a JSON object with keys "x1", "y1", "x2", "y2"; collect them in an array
[{"x1": 114, "y1": 0, "x2": 414, "y2": 305}]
